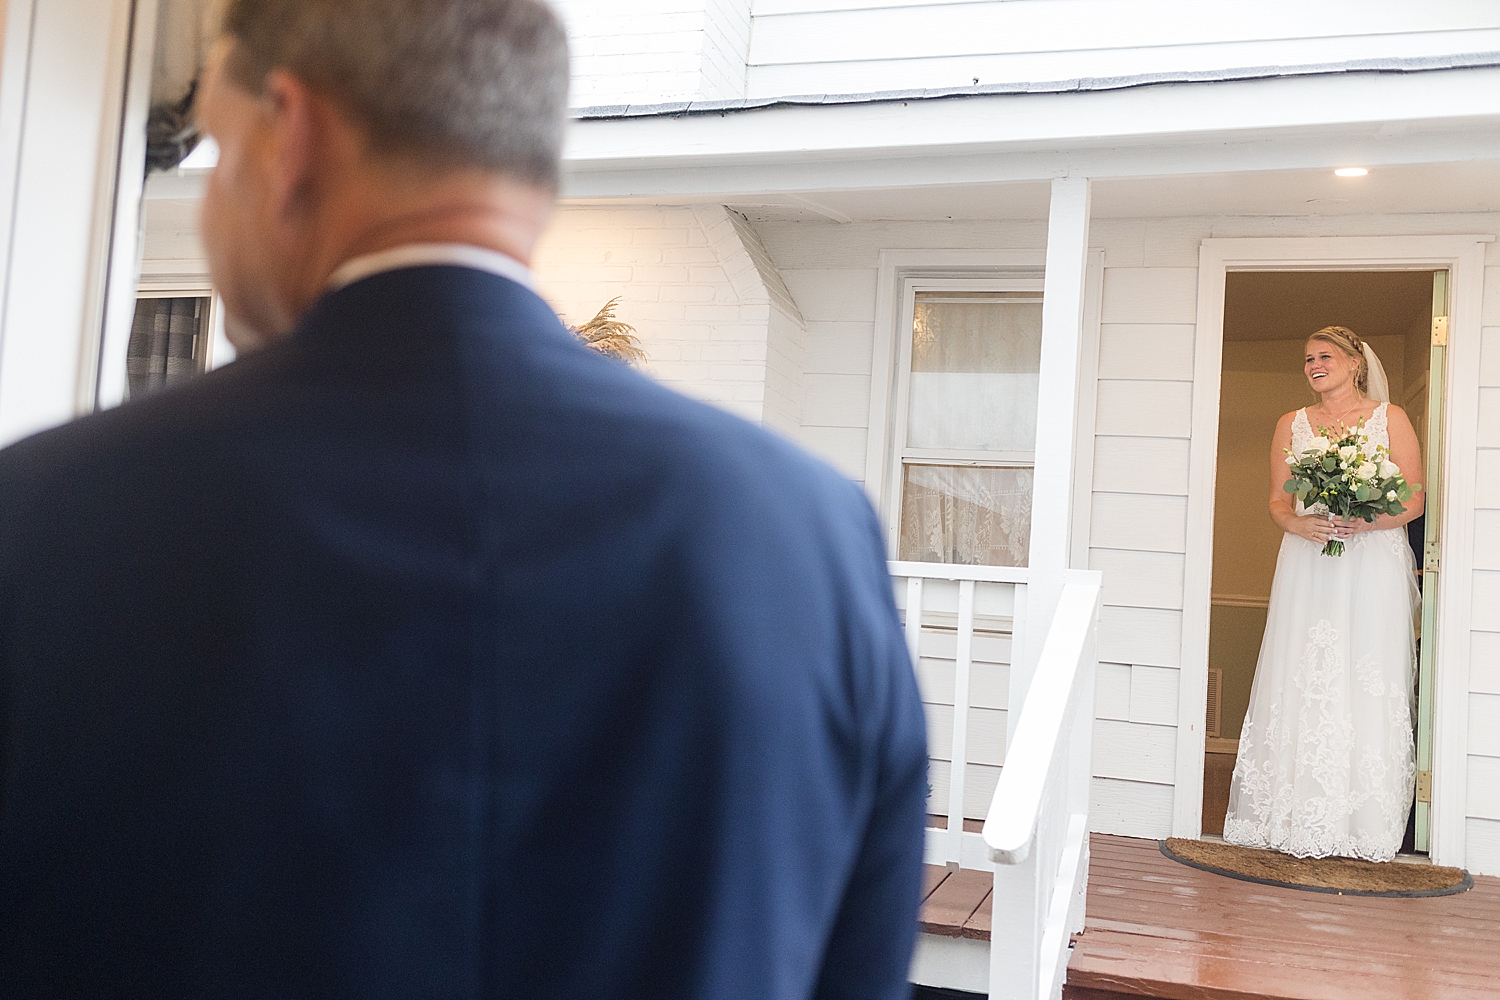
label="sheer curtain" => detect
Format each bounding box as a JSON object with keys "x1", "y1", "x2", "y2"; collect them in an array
[
  {"x1": 898, "y1": 292, "x2": 1042, "y2": 566},
  {"x1": 899, "y1": 465, "x2": 1033, "y2": 566},
  {"x1": 127, "y1": 297, "x2": 204, "y2": 398}
]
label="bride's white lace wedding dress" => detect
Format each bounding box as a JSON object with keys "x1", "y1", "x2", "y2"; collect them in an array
[{"x1": 1223, "y1": 402, "x2": 1419, "y2": 862}]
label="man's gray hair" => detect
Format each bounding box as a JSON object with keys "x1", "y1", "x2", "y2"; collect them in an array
[{"x1": 221, "y1": 0, "x2": 569, "y2": 189}]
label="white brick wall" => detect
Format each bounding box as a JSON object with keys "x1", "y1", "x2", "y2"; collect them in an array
[
  {"x1": 531, "y1": 204, "x2": 804, "y2": 429},
  {"x1": 552, "y1": 0, "x2": 750, "y2": 106},
  {"x1": 700, "y1": 0, "x2": 752, "y2": 100}
]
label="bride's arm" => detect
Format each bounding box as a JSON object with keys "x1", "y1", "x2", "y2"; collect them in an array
[
  {"x1": 1341, "y1": 405, "x2": 1425, "y2": 533},
  {"x1": 1269, "y1": 412, "x2": 1338, "y2": 545}
]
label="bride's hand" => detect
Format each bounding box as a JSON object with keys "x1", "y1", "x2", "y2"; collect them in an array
[
  {"x1": 1288, "y1": 514, "x2": 1341, "y2": 545},
  {"x1": 1335, "y1": 516, "x2": 1376, "y2": 538}
]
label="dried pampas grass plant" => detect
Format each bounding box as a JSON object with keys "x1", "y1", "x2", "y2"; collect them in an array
[{"x1": 572, "y1": 298, "x2": 646, "y2": 364}]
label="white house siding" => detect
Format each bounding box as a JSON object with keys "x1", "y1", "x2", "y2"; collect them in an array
[
  {"x1": 139, "y1": 198, "x2": 208, "y2": 279},
  {"x1": 767, "y1": 219, "x2": 1050, "y2": 488},
  {"x1": 918, "y1": 626, "x2": 1009, "y2": 822},
  {"x1": 1468, "y1": 292, "x2": 1500, "y2": 872},
  {"x1": 745, "y1": 1, "x2": 1500, "y2": 99},
  {"x1": 552, "y1": 0, "x2": 750, "y2": 106},
  {"x1": 130, "y1": 192, "x2": 1500, "y2": 865},
  {"x1": 750, "y1": 216, "x2": 1180, "y2": 835},
  {"x1": 1084, "y1": 265, "x2": 1199, "y2": 838},
  {"x1": 746, "y1": 210, "x2": 1500, "y2": 855},
  {"x1": 529, "y1": 204, "x2": 804, "y2": 428}
]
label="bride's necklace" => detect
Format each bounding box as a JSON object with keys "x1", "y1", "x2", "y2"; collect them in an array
[{"x1": 1313, "y1": 397, "x2": 1367, "y2": 431}]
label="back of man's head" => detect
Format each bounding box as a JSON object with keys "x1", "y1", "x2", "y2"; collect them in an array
[{"x1": 219, "y1": 0, "x2": 570, "y2": 189}]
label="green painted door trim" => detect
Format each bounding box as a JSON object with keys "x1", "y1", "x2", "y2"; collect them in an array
[{"x1": 1415, "y1": 269, "x2": 1447, "y2": 853}]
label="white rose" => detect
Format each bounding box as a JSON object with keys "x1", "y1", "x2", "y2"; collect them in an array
[
  {"x1": 1355, "y1": 463, "x2": 1377, "y2": 481},
  {"x1": 1380, "y1": 460, "x2": 1400, "y2": 478},
  {"x1": 1309, "y1": 436, "x2": 1331, "y2": 453},
  {"x1": 1339, "y1": 445, "x2": 1357, "y2": 461},
  {"x1": 1387, "y1": 490, "x2": 1398, "y2": 501}
]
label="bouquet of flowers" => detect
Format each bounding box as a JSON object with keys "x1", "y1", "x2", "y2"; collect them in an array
[{"x1": 1283, "y1": 419, "x2": 1419, "y2": 556}]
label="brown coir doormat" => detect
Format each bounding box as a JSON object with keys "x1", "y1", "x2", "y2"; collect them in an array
[{"x1": 1161, "y1": 838, "x2": 1472, "y2": 897}]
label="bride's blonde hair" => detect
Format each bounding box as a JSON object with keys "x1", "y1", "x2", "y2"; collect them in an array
[{"x1": 1307, "y1": 325, "x2": 1368, "y2": 395}]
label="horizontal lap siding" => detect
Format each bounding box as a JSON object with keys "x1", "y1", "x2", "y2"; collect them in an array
[
  {"x1": 1083, "y1": 267, "x2": 1198, "y2": 839},
  {"x1": 916, "y1": 627, "x2": 1012, "y2": 820},
  {"x1": 744, "y1": 2, "x2": 1500, "y2": 99},
  {"x1": 1471, "y1": 318, "x2": 1500, "y2": 872},
  {"x1": 783, "y1": 268, "x2": 878, "y2": 484}
]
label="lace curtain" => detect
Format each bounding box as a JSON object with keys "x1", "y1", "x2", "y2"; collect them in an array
[
  {"x1": 898, "y1": 292, "x2": 1041, "y2": 566},
  {"x1": 127, "y1": 297, "x2": 204, "y2": 398},
  {"x1": 907, "y1": 296, "x2": 1042, "y2": 452},
  {"x1": 899, "y1": 465, "x2": 1033, "y2": 566}
]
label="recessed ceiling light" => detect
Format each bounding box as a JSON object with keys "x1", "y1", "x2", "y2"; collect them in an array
[{"x1": 1334, "y1": 167, "x2": 1369, "y2": 177}]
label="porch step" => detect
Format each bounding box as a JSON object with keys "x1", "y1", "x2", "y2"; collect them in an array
[
  {"x1": 910, "y1": 865, "x2": 992, "y2": 995},
  {"x1": 919, "y1": 864, "x2": 991, "y2": 940}
]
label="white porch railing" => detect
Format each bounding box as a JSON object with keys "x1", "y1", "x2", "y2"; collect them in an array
[
  {"x1": 890, "y1": 559, "x2": 1031, "y2": 872},
  {"x1": 892, "y1": 562, "x2": 1101, "y2": 1000},
  {"x1": 984, "y1": 573, "x2": 1101, "y2": 1000}
]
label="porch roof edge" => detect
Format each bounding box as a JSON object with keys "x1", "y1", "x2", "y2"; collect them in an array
[{"x1": 570, "y1": 52, "x2": 1500, "y2": 121}]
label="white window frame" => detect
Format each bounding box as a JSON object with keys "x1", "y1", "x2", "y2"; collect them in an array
[
  {"x1": 863, "y1": 249, "x2": 1051, "y2": 550},
  {"x1": 882, "y1": 276, "x2": 1046, "y2": 563},
  {"x1": 119, "y1": 285, "x2": 234, "y2": 399}
]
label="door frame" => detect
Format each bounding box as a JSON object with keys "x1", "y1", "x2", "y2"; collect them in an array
[{"x1": 1181, "y1": 235, "x2": 1491, "y2": 868}]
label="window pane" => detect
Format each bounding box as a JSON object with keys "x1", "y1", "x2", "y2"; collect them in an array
[
  {"x1": 907, "y1": 292, "x2": 1042, "y2": 452},
  {"x1": 899, "y1": 464, "x2": 1033, "y2": 566},
  {"x1": 127, "y1": 296, "x2": 207, "y2": 399}
]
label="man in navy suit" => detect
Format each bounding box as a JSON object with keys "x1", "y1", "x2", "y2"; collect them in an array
[{"x1": 0, "y1": 1, "x2": 928, "y2": 997}]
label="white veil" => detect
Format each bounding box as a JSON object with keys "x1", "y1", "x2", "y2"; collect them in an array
[{"x1": 1363, "y1": 342, "x2": 1391, "y2": 403}]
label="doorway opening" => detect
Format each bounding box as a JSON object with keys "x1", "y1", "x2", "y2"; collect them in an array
[{"x1": 1201, "y1": 269, "x2": 1445, "y2": 855}]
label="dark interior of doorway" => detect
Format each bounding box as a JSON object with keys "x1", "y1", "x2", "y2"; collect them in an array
[{"x1": 1202, "y1": 270, "x2": 1435, "y2": 853}]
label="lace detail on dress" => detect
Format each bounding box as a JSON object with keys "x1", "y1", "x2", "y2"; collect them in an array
[{"x1": 1224, "y1": 616, "x2": 1416, "y2": 861}]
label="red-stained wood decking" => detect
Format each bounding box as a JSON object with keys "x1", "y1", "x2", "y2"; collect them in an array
[
  {"x1": 918, "y1": 832, "x2": 1500, "y2": 999},
  {"x1": 919, "y1": 816, "x2": 992, "y2": 940},
  {"x1": 920, "y1": 865, "x2": 993, "y2": 941},
  {"x1": 1065, "y1": 834, "x2": 1500, "y2": 1000}
]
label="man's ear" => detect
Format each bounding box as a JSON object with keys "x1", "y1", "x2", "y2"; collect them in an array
[{"x1": 259, "y1": 69, "x2": 323, "y2": 225}]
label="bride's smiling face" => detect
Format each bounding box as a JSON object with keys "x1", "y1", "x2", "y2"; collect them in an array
[{"x1": 1304, "y1": 340, "x2": 1358, "y2": 394}]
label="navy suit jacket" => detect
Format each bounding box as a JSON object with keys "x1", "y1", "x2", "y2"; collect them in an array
[{"x1": 0, "y1": 267, "x2": 928, "y2": 999}]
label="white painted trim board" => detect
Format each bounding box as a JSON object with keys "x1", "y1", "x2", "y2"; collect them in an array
[{"x1": 1185, "y1": 234, "x2": 1491, "y2": 867}]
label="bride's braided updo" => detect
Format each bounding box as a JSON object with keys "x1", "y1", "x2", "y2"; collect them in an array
[{"x1": 1308, "y1": 325, "x2": 1368, "y2": 396}]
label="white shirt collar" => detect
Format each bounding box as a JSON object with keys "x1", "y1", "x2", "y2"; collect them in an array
[{"x1": 326, "y1": 242, "x2": 536, "y2": 294}]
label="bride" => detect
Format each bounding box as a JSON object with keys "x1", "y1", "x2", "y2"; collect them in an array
[{"x1": 1223, "y1": 325, "x2": 1425, "y2": 862}]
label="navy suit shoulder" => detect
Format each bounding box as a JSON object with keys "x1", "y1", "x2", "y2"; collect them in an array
[{"x1": 0, "y1": 266, "x2": 927, "y2": 1000}]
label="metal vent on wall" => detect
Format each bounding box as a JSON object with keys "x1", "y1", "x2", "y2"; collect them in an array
[{"x1": 1205, "y1": 668, "x2": 1223, "y2": 739}]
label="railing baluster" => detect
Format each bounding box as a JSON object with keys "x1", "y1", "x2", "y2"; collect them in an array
[
  {"x1": 890, "y1": 562, "x2": 1103, "y2": 999},
  {"x1": 948, "y1": 579, "x2": 975, "y2": 866},
  {"x1": 904, "y1": 576, "x2": 923, "y2": 670},
  {"x1": 1007, "y1": 583, "x2": 1028, "y2": 750}
]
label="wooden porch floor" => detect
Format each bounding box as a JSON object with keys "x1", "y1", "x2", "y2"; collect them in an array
[{"x1": 1064, "y1": 834, "x2": 1500, "y2": 1000}]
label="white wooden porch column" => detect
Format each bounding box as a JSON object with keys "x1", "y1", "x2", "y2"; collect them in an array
[{"x1": 1012, "y1": 176, "x2": 1092, "y2": 739}]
